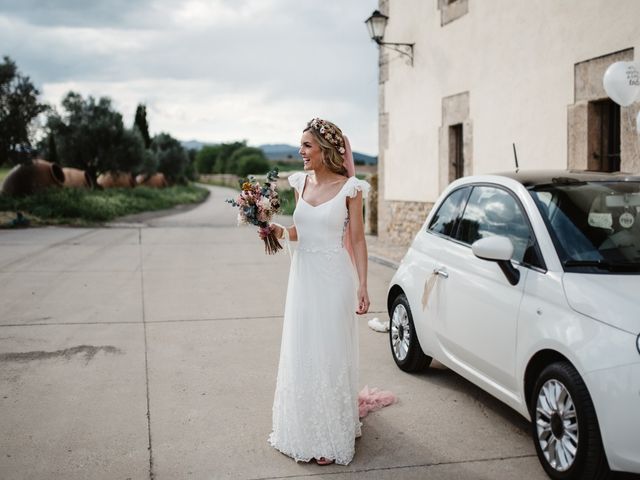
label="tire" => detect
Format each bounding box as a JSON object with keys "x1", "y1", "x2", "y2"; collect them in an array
[
  {"x1": 530, "y1": 362, "x2": 611, "y2": 480},
  {"x1": 389, "y1": 293, "x2": 432, "y2": 372}
]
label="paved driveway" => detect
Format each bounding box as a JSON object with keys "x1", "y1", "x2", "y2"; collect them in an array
[{"x1": 0, "y1": 185, "x2": 547, "y2": 479}]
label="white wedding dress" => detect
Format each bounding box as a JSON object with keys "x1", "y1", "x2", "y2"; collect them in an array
[{"x1": 268, "y1": 172, "x2": 370, "y2": 465}]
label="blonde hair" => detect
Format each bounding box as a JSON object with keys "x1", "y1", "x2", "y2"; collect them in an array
[{"x1": 304, "y1": 118, "x2": 347, "y2": 176}]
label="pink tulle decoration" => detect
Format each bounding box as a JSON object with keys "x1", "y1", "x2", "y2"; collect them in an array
[
  {"x1": 358, "y1": 385, "x2": 397, "y2": 418},
  {"x1": 342, "y1": 135, "x2": 355, "y2": 178},
  {"x1": 341, "y1": 134, "x2": 357, "y2": 266}
]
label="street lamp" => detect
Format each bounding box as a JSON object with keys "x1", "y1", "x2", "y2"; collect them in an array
[{"x1": 365, "y1": 10, "x2": 414, "y2": 66}]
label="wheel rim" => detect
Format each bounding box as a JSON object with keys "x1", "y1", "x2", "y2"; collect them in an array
[
  {"x1": 535, "y1": 379, "x2": 579, "y2": 472},
  {"x1": 391, "y1": 303, "x2": 411, "y2": 361}
]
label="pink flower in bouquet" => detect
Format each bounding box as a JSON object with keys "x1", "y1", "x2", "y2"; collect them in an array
[{"x1": 226, "y1": 169, "x2": 283, "y2": 255}]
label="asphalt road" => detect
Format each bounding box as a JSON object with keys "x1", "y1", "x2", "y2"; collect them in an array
[{"x1": 0, "y1": 185, "x2": 548, "y2": 479}]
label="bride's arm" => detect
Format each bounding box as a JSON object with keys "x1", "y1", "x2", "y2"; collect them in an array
[{"x1": 347, "y1": 191, "x2": 370, "y2": 314}]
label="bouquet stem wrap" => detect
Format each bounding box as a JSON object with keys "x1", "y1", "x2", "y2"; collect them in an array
[{"x1": 259, "y1": 224, "x2": 283, "y2": 255}]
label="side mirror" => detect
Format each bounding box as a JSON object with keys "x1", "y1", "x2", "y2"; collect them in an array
[
  {"x1": 472, "y1": 236, "x2": 513, "y2": 261},
  {"x1": 472, "y1": 236, "x2": 520, "y2": 285}
]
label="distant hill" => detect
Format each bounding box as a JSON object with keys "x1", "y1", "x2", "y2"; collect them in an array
[
  {"x1": 260, "y1": 144, "x2": 377, "y2": 165},
  {"x1": 353, "y1": 151, "x2": 377, "y2": 165},
  {"x1": 180, "y1": 140, "x2": 377, "y2": 165},
  {"x1": 259, "y1": 144, "x2": 298, "y2": 161},
  {"x1": 181, "y1": 140, "x2": 215, "y2": 151}
]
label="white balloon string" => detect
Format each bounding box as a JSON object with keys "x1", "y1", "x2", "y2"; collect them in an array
[{"x1": 624, "y1": 107, "x2": 640, "y2": 166}]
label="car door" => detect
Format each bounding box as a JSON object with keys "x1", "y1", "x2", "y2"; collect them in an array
[
  {"x1": 432, "y1": 185, "x2": 534, "y2": 395},
  {"x1": 409, "y1": 186, "x2": 472, "y2": 354}
]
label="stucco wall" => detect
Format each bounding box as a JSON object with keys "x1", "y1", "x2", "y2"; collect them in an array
[{"x1": 381, "y1": 0, "x2": 640, "y2": 204}]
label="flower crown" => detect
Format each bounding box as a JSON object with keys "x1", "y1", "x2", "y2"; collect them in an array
[{"x1": 307, "y1": 118, "x2": 346, "y2": 155}]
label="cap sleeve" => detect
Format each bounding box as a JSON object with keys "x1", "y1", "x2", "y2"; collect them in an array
[
  {"x1": 287, "y1": 172, "x2": 306, "y2": 192},
  {"x1": 345, "y1": 177, "x2": 371, "y2": 199}
]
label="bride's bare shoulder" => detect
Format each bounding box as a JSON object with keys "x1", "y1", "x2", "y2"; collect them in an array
[{"x1": 330, "y1": 173, "x2": 349, "y2": 187}]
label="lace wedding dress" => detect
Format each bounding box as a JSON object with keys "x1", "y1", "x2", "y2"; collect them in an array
[{"x1": 268, "y1": 172, "x2": 370, "y2": 465}]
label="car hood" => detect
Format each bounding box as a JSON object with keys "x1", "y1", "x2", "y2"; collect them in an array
[{"x1": 563, "y1": 273, "x2": 640, "y2": 334}]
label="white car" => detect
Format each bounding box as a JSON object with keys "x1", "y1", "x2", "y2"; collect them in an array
[{"x1": 387, "y1": 171, "x2": 640, "y2": 480}]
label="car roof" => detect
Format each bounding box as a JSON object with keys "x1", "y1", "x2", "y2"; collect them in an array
[{"x1": 493, "y1": 169, "x2": 640, "y2": 188}]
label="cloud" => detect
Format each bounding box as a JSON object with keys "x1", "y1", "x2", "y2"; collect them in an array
[
  {"x1": 0, "y1": 0, "x2": 380, "y2": 154},
  {"x1": 42, "y1": 78, "x2": 374, "y2": 150},
  {"x1": 0, "y1": 0, "x2": 148, "y2": 28}
]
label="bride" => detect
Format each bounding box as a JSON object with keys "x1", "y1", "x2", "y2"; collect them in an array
[{"x1": 264, "y1": 118, "x2": 370, "y2": 465}]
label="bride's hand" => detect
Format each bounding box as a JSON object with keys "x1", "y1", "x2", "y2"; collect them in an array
[
  {"x1": 356, "y1": 286, "x2": 370, "y2": 315},
  {"x1": 258, "y1": 223, "x2": 281, "y2": 240}
]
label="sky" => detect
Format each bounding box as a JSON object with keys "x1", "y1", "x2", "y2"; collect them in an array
[{"x1": 0, "y1": 0, "x2": 380, "y2": 155}]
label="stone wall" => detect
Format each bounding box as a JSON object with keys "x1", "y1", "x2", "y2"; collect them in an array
[
  {"x1": 379, "y1": 199, "x2": 433, "y2": 246},
  {"x1": 568, "y1": 48, "x2": 636, "y2": 171},
  {"x1": 365, "y1": 174, "x2": 378, "y2": 235},
  {"x1": 439, "y1": 91, "x2": 472, "y2": 192}
]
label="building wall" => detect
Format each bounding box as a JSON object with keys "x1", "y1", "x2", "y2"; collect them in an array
[{"x1": 378, "y1": 0, "x2": 640, "y2": 243}]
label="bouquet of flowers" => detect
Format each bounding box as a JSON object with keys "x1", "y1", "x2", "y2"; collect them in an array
[{"x1": 226, "y1": 168, "x2": 283, "y2": 255}]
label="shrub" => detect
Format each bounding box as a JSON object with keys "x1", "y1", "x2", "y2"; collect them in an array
[
  {"x1": 0, "y1": 184, "x2": 208, "y2": 225},
  {"x1": 236, "y1": 154, "x2": 270, "y2": 177},
  {"x1": 195, "y1": 145, "x2": 220, "y2": 174},
  {"x1": 228, "y1": 146, "x2": 265, "y2": 175},
  {"x1": 151, "y1": 133, "x2": 188, "y2": 183}
]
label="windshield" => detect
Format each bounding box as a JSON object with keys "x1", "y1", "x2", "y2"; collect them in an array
[{"x1": 530, "y1": 181, "x2": 640, "y2": 273}]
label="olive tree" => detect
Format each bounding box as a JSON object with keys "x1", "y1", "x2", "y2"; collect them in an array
[{"x1": 0, "y1": 56, "x2": 48, "y2": 165}]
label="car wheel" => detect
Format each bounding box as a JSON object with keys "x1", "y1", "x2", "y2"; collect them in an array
[
  {"x1": 389, "y1": 293, "x2": 432, "y2": 372},
  {"x1": 531, "y1": 362, "x2": 611, "y2": 480}
]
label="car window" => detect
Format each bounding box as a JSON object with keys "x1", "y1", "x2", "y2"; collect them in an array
[
  {"x1": 530, "y1": 181, "x2": 640, "y2": 272},
  {"x1": 427, "y1": 187, "x2": 470, "y2": 238},
  {"x1": 456, "y1": 186, "x2": 532, "y2": 263}
]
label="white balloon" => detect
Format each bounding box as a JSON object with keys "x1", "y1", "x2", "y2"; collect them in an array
[
  {"x1": 603, "y1": 61, "x2": 640, "y2": 107},
  {"x1": 636, "y1": 110, "x2": 640, "y2": 135}
]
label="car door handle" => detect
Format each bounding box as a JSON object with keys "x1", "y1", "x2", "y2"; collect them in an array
[{"x1": 433, "y1": 268, "x2": 449, "y2": 279}]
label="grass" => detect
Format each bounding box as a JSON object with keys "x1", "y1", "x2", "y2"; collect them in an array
[
  {"x1": 270, "y1": 160, "x2": 304, "y2": 172},
  {"x1": 0, "y1": 184, "x2": 209, "y2": 227},
  {"x1": 279, "y1": 188, "x2": 296, "y2": 216},
  {"x1": 0, "y1": 167, "x2": 11, "y2": 183},
  {"x1": 198, "y1": 175, "x2": 241, "y2": 189}
]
